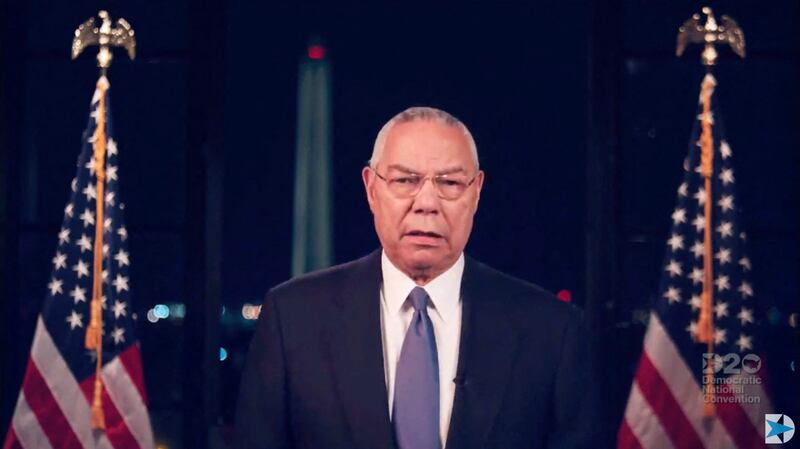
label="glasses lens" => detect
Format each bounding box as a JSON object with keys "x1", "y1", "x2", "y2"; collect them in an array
[
  {"x1": 388, "y1": 175, "x2": 421, "y2": 197},
  {"x1": 435, "y1": 177, "x2": 468, "y2": 200}
]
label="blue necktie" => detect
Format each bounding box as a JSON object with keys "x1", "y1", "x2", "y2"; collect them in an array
[{"x1": 393, "y1": 287, "x2": 441, "y2": 449}]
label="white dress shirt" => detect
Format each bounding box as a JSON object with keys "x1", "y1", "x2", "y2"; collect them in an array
[{"x1": 379, "y1": 250, "x2": 464, "y2": 447}]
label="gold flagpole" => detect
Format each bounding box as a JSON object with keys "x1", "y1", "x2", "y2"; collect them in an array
[
  {"x1": 676, "y1": 6, "x2": 746, "y2": 417},
  {"x1": 697, "y1": 73, "x2": 717, "y2": 416},
  {"x1": 85, "y1": 78, "x2": 109, "y2": 429},
  {"x1": 71, "y1": 10, "x2": 136, "y2": 430}
]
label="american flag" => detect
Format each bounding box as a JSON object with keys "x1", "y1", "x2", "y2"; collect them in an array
[
  {"x1": 618, "y1": 74, "x2": 773, "y2": 449},
  {"x1": 3, "y1": 77, "x2": 154, "y2": 449}
]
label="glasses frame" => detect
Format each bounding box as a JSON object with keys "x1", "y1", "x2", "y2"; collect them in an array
[{"x1": 369, "y1": 166, "x2": 479, "y2": 200}]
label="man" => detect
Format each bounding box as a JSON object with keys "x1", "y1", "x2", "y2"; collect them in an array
[{"x1": 234, "y1": 107, "x2": 600, "y2": 449}]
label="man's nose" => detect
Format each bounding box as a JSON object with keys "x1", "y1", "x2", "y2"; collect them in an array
[{"x1": 412, "y1": 178, "x2": 440, "y2": 213}]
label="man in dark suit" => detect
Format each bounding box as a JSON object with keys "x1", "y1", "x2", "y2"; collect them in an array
[{"x1": 234, "y1": 107, "x2": 600, "y2": 449}]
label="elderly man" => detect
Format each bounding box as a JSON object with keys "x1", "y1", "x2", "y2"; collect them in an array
[{"x1": 234, "y1": 107, "x2": 600, "y2": 449}]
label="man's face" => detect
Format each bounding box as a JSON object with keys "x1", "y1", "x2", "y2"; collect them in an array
[{"x1": 362, "y1": 120, "x2": 484, "y2": 283}]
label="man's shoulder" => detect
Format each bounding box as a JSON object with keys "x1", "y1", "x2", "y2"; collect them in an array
[
  {"x1": 466, "y1": 256, "x2": 583, "y2": 324},
  {"x1": 467, "y1": 257, "x2": 551, "y2": 297},
  {"x1": 266, "y1": 251, "x2": 378, "y2": 304}
]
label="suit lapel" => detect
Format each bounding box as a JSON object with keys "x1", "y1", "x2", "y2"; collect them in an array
[
  {"x1": 445, "y1": 258, "x2": 521, "y2": 449},
  {"x1": 326, "y1": 250, "x2": 396, "y2": 449}
]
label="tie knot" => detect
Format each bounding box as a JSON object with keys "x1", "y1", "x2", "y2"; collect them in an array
[{"x1": 407, "y1": 287, "x2": 430, "y2": 312}]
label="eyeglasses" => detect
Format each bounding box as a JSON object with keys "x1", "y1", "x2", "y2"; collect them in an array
[{"x1": 370, "y1": 167, "x2": 478, "y2": 200}]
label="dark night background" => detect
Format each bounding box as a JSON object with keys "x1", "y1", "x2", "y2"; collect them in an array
[{"x1": 1, "y1": 1, "x2": 798, "y2": 448}]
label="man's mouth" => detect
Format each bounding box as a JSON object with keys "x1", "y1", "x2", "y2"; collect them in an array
[
  {"x1": 403, "y1": 231, "x2": 444, "y2": 246},
  {"x1": 405, "y1": 230, "x2": 442, "y2": 238}
]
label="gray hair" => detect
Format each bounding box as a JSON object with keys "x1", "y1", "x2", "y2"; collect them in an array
[{"x1": 369, "y1": 106, "x2": 479, "y2": 169}]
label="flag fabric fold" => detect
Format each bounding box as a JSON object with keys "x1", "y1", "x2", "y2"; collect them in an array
[
  {"x1": 618, "y1": 74, "x2": 772, "y2": 449},
  {"x1": 3, "y1": 77, "x2": 154, "y2": 449}
]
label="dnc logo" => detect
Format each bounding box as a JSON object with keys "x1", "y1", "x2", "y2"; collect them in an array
[{"x1": 765, "y1": 414, "x2": 795, "y2": 444}]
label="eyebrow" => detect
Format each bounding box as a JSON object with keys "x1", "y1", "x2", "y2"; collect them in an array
[{"x1": 385, "y1": 164, "x2": 468, "y2": 176}]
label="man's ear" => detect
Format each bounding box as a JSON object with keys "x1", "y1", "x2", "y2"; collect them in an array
[
  {"x1": 362, "y1": 166, "x2": 376, "y2": 213},
  {"x1": 472, "y1": 170, "x2": 485, "y2": 209}
]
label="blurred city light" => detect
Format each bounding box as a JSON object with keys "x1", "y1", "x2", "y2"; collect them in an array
[
  {"x1": 153, "y1": 304, "x2": 170, "y2": 319},
  {"x1": 146, "y1": 309, "x2": 158, "y2": 323},
  {"x1": 241, "y1": 303, "x2": 262, "y2": 320},
  {"x1": 170, "y1": 303, "x2": 186, "y2": 319}
]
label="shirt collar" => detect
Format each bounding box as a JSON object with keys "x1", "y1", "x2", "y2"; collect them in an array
[{"x1": 381, "y1": 250, "x2": 464, "y2": 324}]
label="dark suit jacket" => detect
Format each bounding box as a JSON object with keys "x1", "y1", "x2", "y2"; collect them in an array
[{"x1": 234, "y1": 250, "x2": 602, "y2": 449}]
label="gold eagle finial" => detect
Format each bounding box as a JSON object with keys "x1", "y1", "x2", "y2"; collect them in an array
[
  {"x1": 676, "y1": 7, "x2": 745, "y2": 67},
  {"x1": 72, "y1": 11, "x2": 136, "y2": 71}
]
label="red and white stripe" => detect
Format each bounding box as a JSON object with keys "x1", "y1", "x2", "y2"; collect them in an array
[
  {"x1": 618, "y1": 313, "x2": 771, "y2": 449},
  {"x1": 3, "y1": 318, "x2": 154, "y2": 449}
]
